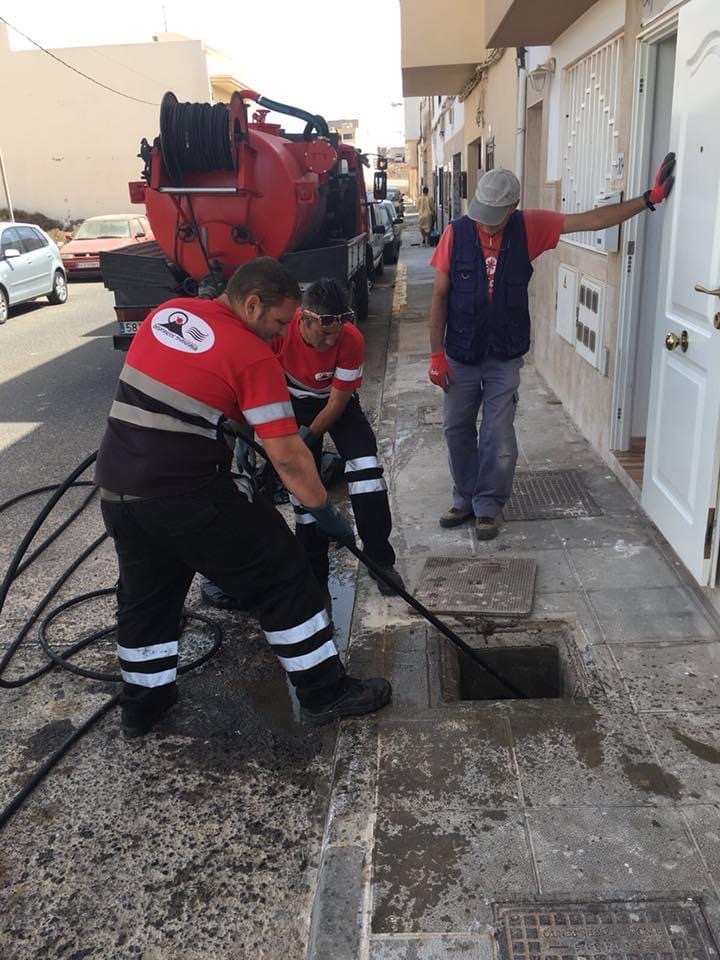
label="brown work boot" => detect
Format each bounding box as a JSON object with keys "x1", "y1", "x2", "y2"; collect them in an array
[
  {"x1": 475, "y1": 516, "x2": 499, "y2": 540},
  {"x1": 439, "y1": 507, "x2": 473, "y2": 528}
]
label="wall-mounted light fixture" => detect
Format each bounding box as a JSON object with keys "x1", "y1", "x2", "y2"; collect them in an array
[{"x1": 528, "y1": 57, "x2": 556, "y2": 94}]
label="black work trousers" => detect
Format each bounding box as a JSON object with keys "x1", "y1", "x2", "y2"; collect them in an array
[
  {"x1": 100, "y1": 475, "x2": 343, "y2": 710},
  {"x1": 290, "y1": 393, "x2": 395, "y2": 587}
]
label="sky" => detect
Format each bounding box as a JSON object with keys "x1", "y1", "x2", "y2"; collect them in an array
[{"x1": 0, "y1": 0, "x2": 406, "y2": 152}]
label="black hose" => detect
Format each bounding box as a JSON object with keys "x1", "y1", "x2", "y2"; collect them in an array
[
  {"x1": 0, "y1": 456, "x2": 225, "y2": 829},
  {"x1": 0, "y1": 694, "x2": 120, "y2": 831},
  {"x1": 160, "y1": 92, "x2": 235, "y2": 181},
  {"x1": 256, "y1": 95, "x2": 330, "y2": 138},
  {"x1": 239, "y1": 436, "x2": 528, "y2": 699}
]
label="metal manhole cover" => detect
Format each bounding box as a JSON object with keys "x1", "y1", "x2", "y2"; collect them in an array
[
  {"x1": 413, "y1": 557, "x2": 536, "y2": 616},
  {"x1": 503, "y1": 469, "x2": 601, "y2": 521},
  {"x1": 496, "y1": 901, "x2": 720, "y2": 960},
  {"x1": 418, "y1": 405, "x2": 443, "y2": 426}
]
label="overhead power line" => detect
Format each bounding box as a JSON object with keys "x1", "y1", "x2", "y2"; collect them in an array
[{"x1": 0, "y1": 15, "x2": 160, "y2": 106}]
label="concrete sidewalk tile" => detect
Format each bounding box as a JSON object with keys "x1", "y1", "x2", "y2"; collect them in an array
[
  {"x1": 528, "y1": 806, "x2": 706, "y2": 893},
  {"x1": 325, "y1": 720, "x2": 380, "y2": 846},
  {"x1": 492, "y1": 519, "x2": 565, "y2": 552},
  {"x1": 369, "y1": 935, "x2": 494, "y2": 959},
  {"x1": 587, "y1": 586, "x2": 718, "y2": 642},
  {"x1": 509, "y1": 703, "x2": 680, "y2": 807},
  {"x1": 566, "y1": 544, "x2": 681, "y2": 592},
  {"x1": 553, "y1": 514, "x2": 657, "y2": 549},
  {"x1": 378, "y1": 717, "x2": 519, "y2": 812},
  {"x1": 491, "y1": 548, "x2": 579, "y2": 595},
  {"x1": 531, "y1": 591, "x2": 604, "y2": 646},
  {"x1": 577, "y1": 486, "x2": 641, "y2": 519},
  {"x1": 307, "y1": 845, "x2": 365, "y2": 960},
  {"x1": 372, "y1": 806, "x2": 533, "y2": 934},
  {"x1": 643, "y1": 713, "x2": 720, "y2": 804},
  {"x1": 610, "y1": 640, "x2": 720, "y2": 713},
  {"x1": 681, "y1": 805, "x2": 720, "y2": 885}
]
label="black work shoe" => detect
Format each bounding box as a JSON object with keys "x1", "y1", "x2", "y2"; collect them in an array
[
  {"x1": 475, "y1": 516, "x2": 499, "y2": 540},
  {"x1": 201, "y1": 579, "x2": 242, "y2": 611},
  {"x1": 300, "y1": 676, "x2": 392, "y2": 727},
  {"x1": 121, "y1": 684, "x2": 179, "y2": 739},
  {"x1": 368, "y1": 564, "x2": 406, "y2": 596},
  {"x1": 439, "y1": 507, "x2": 473, "y2": 528}
]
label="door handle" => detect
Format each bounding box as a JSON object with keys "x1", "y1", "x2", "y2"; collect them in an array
[
  {"x1": 665, "y1": 330, "x2": 688, "y2": 352},
  {"x1": 694, "y1": 283, "x2": 720, "y2": 297}
]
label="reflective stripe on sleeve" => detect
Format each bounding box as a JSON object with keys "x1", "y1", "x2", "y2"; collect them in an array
[
  {"x1": 264, "y1": 609, "x2": 330, "y2": 645},
  {"x1": 345, "y1": 456, "x2": 380, "y2": 473},
  {"x1": 121, "y1": 668, "x2": 177, "y2": 687},
  {"x1": 348, "y1": 478, "x2": 387, "y2": 495},
  {"x1": 117, "y1": 641, "x2": 178, "y2": 663},
  {"x1": 334, "y1": 365, "x2": 363, "y2": 382},
  {"x1": 275, "y1": 640, "x2": 338, "y2": 673},
  {"x1": 243, "y1": 400, "x2": 294, "y2": 426}
]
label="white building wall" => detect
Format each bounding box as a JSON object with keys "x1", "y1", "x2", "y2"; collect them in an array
[
  {"x1": 0, "y1": 27, "x2": 215, "y2": 222},
  {"x1": 546, "y1": 0, "x2": 625, "y2": 181}
]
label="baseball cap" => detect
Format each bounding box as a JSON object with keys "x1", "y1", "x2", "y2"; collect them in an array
[{"x1": 467, "y1": 168, "x2": 521, "y2": 225}]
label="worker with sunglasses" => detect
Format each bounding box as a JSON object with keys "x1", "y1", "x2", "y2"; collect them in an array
[{"x1": 279, "y1": 277, "x2": 404, "y2": 597}]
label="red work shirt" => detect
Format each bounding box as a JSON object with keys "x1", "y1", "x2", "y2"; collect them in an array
[
  {"x1": 430, "y1": 209, "x2": 565, "y2": 299},
  {"x1": 95, "y1": 297, "x2": 297, "y2": 496},
  {"x1": 273, "y1": 310, "x2": 365, "y2": 400}
]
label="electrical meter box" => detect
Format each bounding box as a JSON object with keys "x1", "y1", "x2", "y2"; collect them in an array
[{"x1": 592, "y1": 191, "x2": 622, "y2": 253}]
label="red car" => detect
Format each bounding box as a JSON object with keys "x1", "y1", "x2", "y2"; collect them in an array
[{"x1": 61, "y1": 214, "x2": 154, "y2": 279}]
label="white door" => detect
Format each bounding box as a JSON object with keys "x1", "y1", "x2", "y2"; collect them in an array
[{"x1": 642, "y1": 0, "x2": 720, "y2": 584}]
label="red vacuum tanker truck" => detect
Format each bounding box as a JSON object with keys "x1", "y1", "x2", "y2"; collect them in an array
[{"x1": 101, "y1": 90, "x2": 385, "y2": 350}]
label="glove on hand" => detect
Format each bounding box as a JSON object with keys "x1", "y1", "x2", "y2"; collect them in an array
[
  {"x1": 298, "y1": 425, "x2": 316, "y2": 448},
  {"x1": 646, "y1": 152, "x2": 676, "y2": 207},
  {"x1": 307, "y1": 500, "x2": 355, "y2": 545},
  {"x1": 428, "y1": 351, "x2": 452, "y2": 390}
]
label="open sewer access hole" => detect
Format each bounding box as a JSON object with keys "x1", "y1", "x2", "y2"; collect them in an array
[{"x1": 439, "y1": 621, "x2": 591, "y2": 703}]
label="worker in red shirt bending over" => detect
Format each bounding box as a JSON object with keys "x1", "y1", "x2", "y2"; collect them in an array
[
  {"x1": 277, "y1": 277, "x2": 404, "y2": 598},
  {"x1": 95, "y1": 258, "x2": 391, "y2": 737}
]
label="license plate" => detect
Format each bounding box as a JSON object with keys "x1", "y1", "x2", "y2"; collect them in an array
[
  {"x1": 119, "y1": 321, "x2": 141, "y2": 334},
  {"x1": 76, "y1": 261, "x2": 99, "y2": 269}
]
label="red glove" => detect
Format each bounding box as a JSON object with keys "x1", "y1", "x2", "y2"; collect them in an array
[
  {"x1": 428, "y1": 351, "x2": 451, "y2": 390},
  {"x1": 645, "y1": 152, "x2": 676, "y2": 208}
]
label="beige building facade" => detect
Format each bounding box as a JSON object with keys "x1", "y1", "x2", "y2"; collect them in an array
[
  {"x1": 405, "y1": 0, "x2": 720, "y2": 597},
  {"x1": 0, "y1": 27, "x2": 247, "y2": 222},
  {"x1": 399, "y1": 0, "x2": 518, "y2": 229}
]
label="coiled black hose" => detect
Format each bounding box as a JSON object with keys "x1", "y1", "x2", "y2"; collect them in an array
[
  {"x1": 160, "y1": 92, "x2": 235, "y2": 182},
  {"x1": 0, "y1": 453, "x2": 223, "y2": 829},
  {"x1": 158, "y1": 90, "x2": 332, "y2": 183}
]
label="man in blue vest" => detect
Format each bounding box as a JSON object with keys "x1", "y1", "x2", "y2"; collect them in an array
[{"x1": 428, "y1": 158, "x2": 675, "y2": 540}]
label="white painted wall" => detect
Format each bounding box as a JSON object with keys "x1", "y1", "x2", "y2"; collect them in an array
[{"x1": 0, "y1": 26, "x2": 216, "y2": 221}]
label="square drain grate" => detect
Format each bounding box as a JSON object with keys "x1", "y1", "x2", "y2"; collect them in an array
[
  {"x1": 496, "y1": 901, "x2": 719, "y2": 960},
  {"x1": 503, "y1": 469, "x2": 601, "y2": 521},
  {"x1": 413, "y1": 556, "x2": 536, "y2": 617}
]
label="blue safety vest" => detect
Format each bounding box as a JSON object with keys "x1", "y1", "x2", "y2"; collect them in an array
[{"x1": 444, "y1": 212, "x2": 533, "y2": 363}]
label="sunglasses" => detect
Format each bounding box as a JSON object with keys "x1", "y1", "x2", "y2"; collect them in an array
[{"x1": 302, "y1": 308, "x2": 354, "y2": 327}]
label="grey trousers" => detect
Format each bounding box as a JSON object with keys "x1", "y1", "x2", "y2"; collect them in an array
[{"x1": 443, "y1": 353, "x2": 524, "y2": 518}]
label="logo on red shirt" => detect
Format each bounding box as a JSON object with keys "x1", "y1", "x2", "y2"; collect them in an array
[{"x1": 151, "y1": 308, "x2": 215, "y2": 354}]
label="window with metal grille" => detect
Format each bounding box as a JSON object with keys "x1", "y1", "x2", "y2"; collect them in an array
[{"x1": 561, "y1": 35, "x2": 622, "y2": 249}]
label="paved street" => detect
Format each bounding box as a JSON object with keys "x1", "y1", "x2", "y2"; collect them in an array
[
  {"x1": 0, "y1": 279, "x2": 122, "y2": 498},
  {"x1": 0, "y1": 271, "x2": 395, "y2": 959}
]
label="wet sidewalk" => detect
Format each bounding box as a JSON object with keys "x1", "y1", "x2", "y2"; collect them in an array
[{"x1": 309, "y1": 215, "x2": 720, "y2": 959}]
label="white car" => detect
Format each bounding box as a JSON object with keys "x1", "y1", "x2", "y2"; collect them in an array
[{"x1": 0, "y1": 222, "x2": 68, "y2": 324}]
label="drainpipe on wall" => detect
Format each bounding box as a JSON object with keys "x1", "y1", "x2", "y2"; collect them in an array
[
  {"x1": 0, "y1": 148, "x2": 14, "y2": 221},
  {"x1": 515, "y1": 47, "x2": 527, "y2": 186}
]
